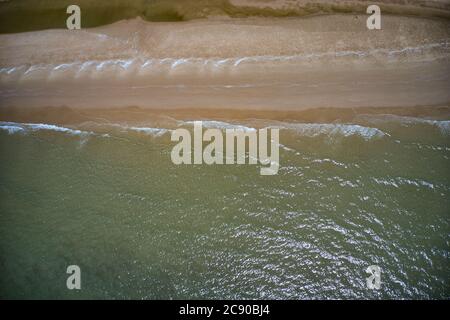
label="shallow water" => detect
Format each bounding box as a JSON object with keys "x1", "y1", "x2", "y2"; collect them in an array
[{"x1": 0, "y1": 112, "x2": 448, "y2": 299}]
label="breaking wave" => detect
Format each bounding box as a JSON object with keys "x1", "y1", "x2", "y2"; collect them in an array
[
  {"x1": 128, "y1": 126, "x2": 169, "y2": 136},
  {"x1": 182, "y1": 120, "x2": 256, "y2": 132},
  {"x1": 357, "y1": 114, "x2": 450, "y2": 136},
  {"x1": 3, "y1": 115, "x2": 449, "y2": 143},
  {"x1": 0, "y1": 121, "x2": 93, "y2": 136},
  {"x1": 75, "y1": 122, "x2": 172, "y2": 137},
  {"x1": 268, "y1": 122, "x2": 389, "y2": 140}
]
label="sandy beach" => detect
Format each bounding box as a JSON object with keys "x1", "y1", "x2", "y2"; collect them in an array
[{"x1": 1, "y1": 13, "x2": 449, "y2": 110}]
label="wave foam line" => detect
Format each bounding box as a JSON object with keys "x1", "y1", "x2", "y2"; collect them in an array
[
  {"x1": 177, "y1": 120, "x2": 388, "y2": 140},
  {"x1": 77, "y1": 122, "x2": 172, "y2": 137},
  {"x1": 128, "y1": 126, "x2": 170, "y2": 136},
  {"x1": 182, "y1": 120, "x2": 257, "y2": 132},
  {"x1": 0, "y1": 121, "x2": 93, "y2": 136},
  {"x1": 357, "y1": 114, "x2": 450, "y2": 135},
  {"x1": 1, "y1": 41, "x2": 448, "y2": 81},
  {"x1": 268, "y1": 122, "x2": 388, "y2": 140}
]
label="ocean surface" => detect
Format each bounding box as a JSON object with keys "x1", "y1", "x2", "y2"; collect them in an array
[{"x1": 0, "y1": 109, "x2": 449, "y2": 299}]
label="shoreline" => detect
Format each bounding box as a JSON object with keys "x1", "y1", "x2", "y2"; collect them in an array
[{"x1": 1, "y1": 105, "x2": 449, "y2": 126}]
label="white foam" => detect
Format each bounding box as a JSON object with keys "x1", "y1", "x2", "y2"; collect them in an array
[
  {"x1": 269, "y1": 122, "x2": 388, "y2": 140},
  {"x1": 0, "y1": 123, "x2": 26, "y2": 134},
  {"x1": 183, "y1": 120, "x2": 256, "y2": 132},
  {"x1": 128, "y1": 126, "x2": 169, "y2": 136},
  {"x1": 86, "y1": 123, "x2": 172, "y2": 137},
  {"x1": 358, "y1": 114, "x2": 450, "y2": 135},
  {"x1": 0, "y1": 121, "x2": 92, "y2": 136},
  {"x1": 25, "y1": 123, "x2": 91, "y2": 136}
]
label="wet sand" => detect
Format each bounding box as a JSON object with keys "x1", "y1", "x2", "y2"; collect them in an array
[
  {"x1": 0, "y1": 14, "x2": 449, "y2": 110},
  {"x1": 1, "y1": 105, "x2": 449, "y2": 128}
]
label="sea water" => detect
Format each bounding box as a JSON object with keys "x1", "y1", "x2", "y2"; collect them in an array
[{"x1": 0, "y1": 111, "x2": 448, "y2": 299}]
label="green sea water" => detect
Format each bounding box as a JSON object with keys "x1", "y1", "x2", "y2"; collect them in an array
[{"x1": 0, "y1": 112, "x2": 449, "y2": 299}]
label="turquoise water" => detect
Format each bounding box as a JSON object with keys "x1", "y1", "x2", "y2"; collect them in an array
[{"x1": 0, "y1": 112, "x2": 449, "y2": 299}]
